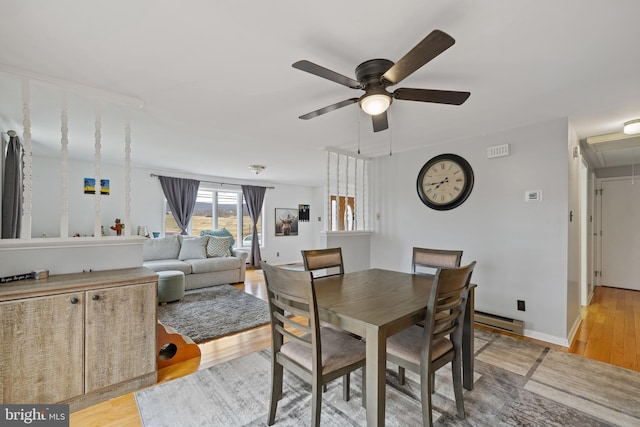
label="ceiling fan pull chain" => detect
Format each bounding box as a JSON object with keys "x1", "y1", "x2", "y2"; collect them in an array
[
  {"x1": 357, "y1": 107, "x2": 361, "y2": 155},
  {"x1": 389, "y1": 109, "x2": 393, "y2": 156}
]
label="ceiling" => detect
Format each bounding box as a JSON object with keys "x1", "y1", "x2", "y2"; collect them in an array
[{"x1": 1, "y1": 1, "x2": 640, "y2": 187}]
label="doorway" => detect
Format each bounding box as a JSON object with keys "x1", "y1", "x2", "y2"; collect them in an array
[
  {"x1": 600, "y1": 177, "x2": 640, "y2": 291},
  {"x1": 580, "y1": 160, "x2": 589, "y2": 306}
]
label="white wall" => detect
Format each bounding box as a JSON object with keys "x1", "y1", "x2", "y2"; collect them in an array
[
  {"x1": 322, "y1": 232, "x2": 371, "y2": 273},
  {"x1": 0, "y1": 237, "x2": 144, "y2": 276},
  {"x1": 370, "y1": 118, "x2": 571, "y2": 344}
]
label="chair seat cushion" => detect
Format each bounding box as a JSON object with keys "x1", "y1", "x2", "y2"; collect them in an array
[
  {"x1": 280, "y1": 327, "x2": 366, "y2": 375},
  {"x1": 387, "y1": 325, "x2": 453, "y2": 365}
]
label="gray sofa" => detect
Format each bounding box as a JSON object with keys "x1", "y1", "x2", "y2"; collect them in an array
[{"x1": 142, "y1": 235, "x2": 248, "y2": 290}]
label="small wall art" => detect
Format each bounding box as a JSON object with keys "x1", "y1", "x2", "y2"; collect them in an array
[
  {"x1": 84, "y1": 178, "x2": 96, "y2": 194},
  {"x1": 100, "y1": 179, "x2": 110, "y2": 195},
  {"x1": 84, "y1": 178, "x2": 110, "y2": 195},
  {"x1": 298, "y1": 204, "x2": 310, "y2": 222},
  {"x1": 275, "y1": 208, "x2": 298, "y2": 236}
]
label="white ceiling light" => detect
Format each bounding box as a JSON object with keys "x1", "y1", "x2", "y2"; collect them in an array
[
  {"x1": 248, "y1": 164, "x2": 265, "y2": 174},
  {"x1": 359, "y1": 90, "x2": 392, "y2": 116},
  {"x1": 623, "y1": 119, "x2": 640, "y2": 135}
]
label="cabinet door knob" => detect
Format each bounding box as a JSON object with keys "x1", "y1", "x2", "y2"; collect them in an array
[
  {"x1": 92, "y1": 294, "x2": 100, "y2": 301},
  {"x1": 70, "y1": 297, "x2": 79, "y2": 304}
]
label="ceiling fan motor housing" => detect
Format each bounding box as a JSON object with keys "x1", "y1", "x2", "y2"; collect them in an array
[{"x1": 355, "y1": 59, "x2": 394, "y2": 88}]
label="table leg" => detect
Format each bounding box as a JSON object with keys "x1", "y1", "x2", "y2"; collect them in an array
[
  {"x1": 365, "y1": 326, "x2": 386, "y2": 427},
  {"x1": 463, "y1": 286, "x2": 475, "y2": 390}
]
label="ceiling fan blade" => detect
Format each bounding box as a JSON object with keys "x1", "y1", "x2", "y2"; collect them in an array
[
  {"x1": 293, "y1": 60, "x2": 361, "y2": 89},
  {"x1": 299, "y1": 98, "x2": 359, "y2": 120},
  {"x1": 393, "y1": 88, "x2": 470, "y2": 105},
  {"x1": 382, "y1": 30, "x2": 455, "y2": 85},
  {"x1": 372, "y1": 111, "x2": 389, "y2": 132}
]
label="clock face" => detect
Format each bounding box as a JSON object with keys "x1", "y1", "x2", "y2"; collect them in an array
[{"x1": 417, "y1": 154, "x2": 474, "y2": 210}]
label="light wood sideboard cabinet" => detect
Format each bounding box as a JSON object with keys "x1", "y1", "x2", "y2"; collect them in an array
[{"x1": 0, "y1": 267, "x2": 158, "y2": 411}]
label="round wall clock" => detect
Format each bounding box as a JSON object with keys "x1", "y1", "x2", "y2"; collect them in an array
[{"x1": 416, "y1": 153, "x2": 474, "y2": 210}]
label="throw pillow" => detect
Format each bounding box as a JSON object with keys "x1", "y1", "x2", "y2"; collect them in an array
[
  {"x1": 142, "y1": 235, "x2": 181, "y2": 261},
  {"x1": 200, "y1": 228, "x2": 235, "y2": 253},
  {"x1": 178, "y1": 236, "x2": 208, "y2": 260},
  {"x1": 207, "y1": 236, "x2": 232, "y2": 257}
]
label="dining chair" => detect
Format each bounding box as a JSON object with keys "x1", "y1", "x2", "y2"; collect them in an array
[
  {"x1": 411, "y1": 247, "x2": 463, "y2": 330},
  {"x1": 387, "y1": 261, "x2": 476, "y2": 427},
  {"x1": 301, "y1": 247, "x2": 345, "y2": 278},
  {"x1": 260, "y1": 261, "x2": 366, "y2": 427},
  {"x1": 412, "y1": 247, "x2": 463, "y2": 275}
]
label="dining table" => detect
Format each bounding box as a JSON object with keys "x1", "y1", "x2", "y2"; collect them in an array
[{"x1": 313, "y1": 268, "x2": 476, "y2": 427}]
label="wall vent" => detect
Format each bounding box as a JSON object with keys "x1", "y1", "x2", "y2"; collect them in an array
[
  {"x1": 475, "y1": 311, "x2": 524, "y2": 335},
  {"x1": 487, "y1": 144, "x2": 510, "y2": 159}
]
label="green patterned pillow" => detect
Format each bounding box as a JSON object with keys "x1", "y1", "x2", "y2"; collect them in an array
[
  {"x1": 200, "y1": 228, "x2": 235, "y2": 253},
  {"x1": 206, "y1": 236, "x2": 232, "y2": 257}
]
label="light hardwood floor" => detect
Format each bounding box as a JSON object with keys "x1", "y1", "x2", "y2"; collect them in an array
[{"x1": 70, "y1": 270, "x2": 640, "y2": 426}]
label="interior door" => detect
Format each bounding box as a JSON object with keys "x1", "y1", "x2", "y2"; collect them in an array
[{"x1": 601, "y1": 178, "x2": 640, "y2": 290}]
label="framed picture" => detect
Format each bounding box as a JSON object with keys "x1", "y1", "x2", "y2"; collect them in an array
[
  {"x1": 100, "y1": 179, "x2": 110, "y2": 195},
  {"x1": 298, "y1": 204, "x2": 310, "y2": 222},
  {"x1": 275, "y1": 208, "x2": 298, "y2": 236},
  {"x1": 84, "y1": 178, "x2": 96, "y2": 194}
]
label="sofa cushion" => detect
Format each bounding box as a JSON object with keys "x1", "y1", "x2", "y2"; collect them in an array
[
  {"x1": 143, "y1": 259, "x2": 192, "y2": 275},
  {"x1": 200, "y1": 228, "x2": 235, "y2": 252},
  {"x1": 178, "y1": 236, "x2": 208, "y2": 260},
  {"x1": 206, "y1": 236, "x2": 232, "y2": 257},
  {"x1": 186, "y1": 256, "x2": 241, "y2": 274},
  {"x1": 143, "y1": 235, "x2": 180, "y2": 261}
]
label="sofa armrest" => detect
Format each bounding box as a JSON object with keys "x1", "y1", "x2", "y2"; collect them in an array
[
  {"x1": 232, "y1": 249, "x2": 249, "y2": 282},
  {"x1": 232, "y1": 249, "x2": 249, "y2": 262}
]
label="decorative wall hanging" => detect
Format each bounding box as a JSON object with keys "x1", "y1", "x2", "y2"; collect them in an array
[
  {"x1": 84, "y1": 178, "x2": 96, "y2": 194},
  {"x1": 275, "y1": 208, "x2": 298, "y2": 236},
  {"x1": 298, "y1": 204, "x2": 310, "y2": 222},
  {"x1": 100, "y1": 179, "x2": 110, "y2": 195}
]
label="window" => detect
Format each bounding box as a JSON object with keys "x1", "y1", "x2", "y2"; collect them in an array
[{"x1": 164, "y1": 188, "x2": 262, "y2": 246}]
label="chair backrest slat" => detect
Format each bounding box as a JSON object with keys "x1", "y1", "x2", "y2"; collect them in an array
[
  {"x1": 301, "y1": 248, "x2": 345, "y2": 278},
  {"x1": 412, "y1": 247, "x2": 463, "y2": 275}
]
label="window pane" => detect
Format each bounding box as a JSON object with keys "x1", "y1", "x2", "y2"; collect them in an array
[
  {"x1": 241, "y1": 197, "x2": 262, "y2": 246},
  {"x1": 191, "y1": 190, "x2": 215, "y2": 237},
  {"x1": 217, "y1": 192, "x2": 238, "y2": 239},
  {"x1": 165, "y1": 203, "x2": 181, "y2": 235}
]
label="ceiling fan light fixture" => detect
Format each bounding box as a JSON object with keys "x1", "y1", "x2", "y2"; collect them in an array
[
  {"x1": 359, "y1": 92, "x2": 392, "y2": 116},
  {"x1": 248, "y1": 164, "x2": 265, "y2": 174},
  {"x1": 623, "y1": 119, "x2": 640, "y2": 135}
]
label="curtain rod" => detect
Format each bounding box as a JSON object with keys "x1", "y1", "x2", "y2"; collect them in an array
[{"x1": 150, "y1": 174, "x2": 274, "y2": 189}]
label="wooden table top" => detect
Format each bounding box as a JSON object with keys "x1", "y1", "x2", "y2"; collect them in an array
[{"x1": 313, "y1": 268, "x2": 435, "y2": 333}]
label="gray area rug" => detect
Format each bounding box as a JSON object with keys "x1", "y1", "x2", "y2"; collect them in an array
[
  {"x1": 157, "y1": 285, "x2": 270, "y2": 343},
  {"x1": 135, "y1": 329, "x2": 640, "y2": 426}
]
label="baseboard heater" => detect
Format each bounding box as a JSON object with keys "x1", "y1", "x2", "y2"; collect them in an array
[{"x1": 475, "y1": 311, "x2": 524, "y2": 335}]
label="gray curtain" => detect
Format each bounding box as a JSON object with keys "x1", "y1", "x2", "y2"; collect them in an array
[
  {"x1": 159, "y1": 176, "x2": 200, "y2": 235},
  {"x1": 241, "y1": 185, "x2": 266, "y2": 266},
  {"x1": 2, "y1": 135, "x2": 23, "y2": 238}
]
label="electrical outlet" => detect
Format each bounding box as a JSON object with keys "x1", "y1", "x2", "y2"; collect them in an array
[{"x1": 517, "y1": 300, "x2": 526, "y2": 311}]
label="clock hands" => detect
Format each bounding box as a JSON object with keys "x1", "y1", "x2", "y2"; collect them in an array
[{"x1": 425, "y1": 177, "x2": 449, "y2": 189}]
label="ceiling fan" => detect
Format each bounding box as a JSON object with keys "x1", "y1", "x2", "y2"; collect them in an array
[{"x1": 293, "y1": 29, "x2": 470, "y2": 132}]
